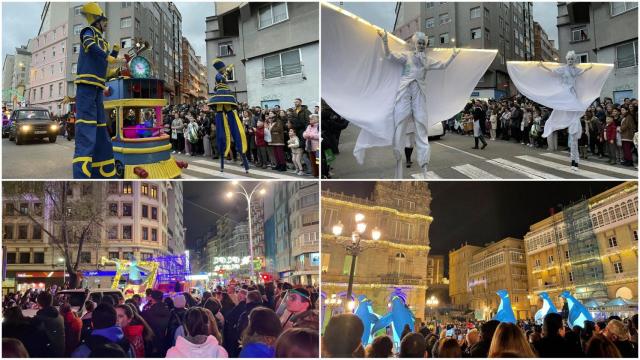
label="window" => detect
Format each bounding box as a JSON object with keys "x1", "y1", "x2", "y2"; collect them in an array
[
  {"x1": 120, "y1": 38, "x2": 132, "y2": 49},
  {"x1": 565, "y1": 250, "x2": 570, "y2": 260},
  {"x1": 122, "y1": 203, "x2": 133, "y2": 217},
  {"x1": 135, "y1": 19, "x2": 140, "y2": 30},
  {"x1": 49, "y1": 84, "x2": 53, "y2": 97},
  {"x1": 439, "y1": 33, "x2": 449, "y2": 44},
  {"x1": 219, "y1": 42, "x2": 234, "y2": 56},
  {"x1": 608, "y1": 236, "x2": 618, "y2": 247},
  {"x1": 40, "y1": 87, "x2": 43, "y2": 99},
  {"x1": 32, "y1": 225, "x2": 42, "y2": 240},
  {"x1": 611, "y1": 2, "x2": 638, "y2": 16},
  {"x1": 426, "y1": 17, "x2": 435, "y2": 29},
  {"x1": 6, "y1": 253, "x2": 16, "y2": 264},
  {"x1": 471, "y1": 28, "x2": 482, "y2": 40},
  {"x1": 33, "y1": 252, "x2": 45, "y2": 264},
  {"x1": 470, "y1": 7, "x2": 481, "y2": 19},
  {"x1": 19, "y1": 253, "x2": 31, "y2": 264},
  {"x1": 18, "y1": 225, "x2": 28, "y2": 239},
  {"x1": 108, "y1": 182, "x2": 119, "y2": 194},
  {"x1": 574, "y1": 52, "x2": 589, "y2": 64},
  {"x1": 123, "y1": 225, "x2": 132, "y2": 239},
  {"x1": 108, "y1": 226, "x2": 117, "y2": 239},
  {"x1": 426, "y1": 2, "x2": 435, "y2": 9},
  {"x1": 73, "y1": 25, "x2": 82, "y2": 35},
  {"x1": 58, "y1": 82, "x2": 63, "y2": 95},
  {"x1": 122, "y1": 2, "x2": 131, "y2": 8},
  {"x1": 439, "y1": 13, "x2": 451, "y2": 25},
  {"x1": 74, "y1": 6, "x2": 82, "y2": 16},
  {"x1": 427, "y1": 37, "x2": 435, "y2": 47},
  {"x1": 150, "y1": 186, "x2": 158, "y2": 199},
  {"x1": 226, "y1": 67, "x2": 236, "y2": 81},
  {"x1": 571, "y1": 27, "x2": 588, "y2": 42},
  {"x1": 5, "y1": 203, "x2": 15, "y2": 216},
  {"x1": 72, "y1": 43, "x2": 80, "y2": 54},
  {"x1": 547, "y1": 255, "x2": 554, "y2": 265},
  {"x1": 122, "y1": 251, "x2": 133, "y2": 260},
  {"x1": 108, "y1": 251, "x2": 119, "y2": 259},
  {"x1": 109, "y1": 203, "x2": 118, "y2": 216},
  {"x1": 151, "y1": 228, "x2": 158, "y2": 241},
  {"x1": 568, "y1": 271, "x2": 574, "y2": 282},
  {"x1": 613, "y1": 262, "x2": 624, "y2": 274},
  {"x1": 616, "y1": 41, "x2": 637, "y2": 68},
  {"x1": 263, "y1": 49, "x2": 302, "y2": 79},
  {"x1": 142, "y1": 205, "x2": 149, "y2": 218},
  {"x1": 142, "y1": 227, "x2": 149, "y2": 240},
  {"x1": 151, "y1": 207, "x2": 158, "y2": 220},
  {"x1": 80, "y1": 252, "x2": 91, "y2": 264},
  {"x1": 71, "y1": 63, "x2": 77, "y2": 74},
  {"x1": 123, "y1": 182, "x2": 133, "y2": 194},
  {"x1": 141, "y1": 184, "x2": 149, "y2": 196},
  {"x1": 258, "y1": 2, "x2": 288, "y2": 29},
  {"x1": 121, "y1": 17, "x2": 132, "y2": 29},
  {"x1": 19, "y1": 203, "x2": 29, "y2": 215},
  {"x1": 486, "y1": 28, "x2": 490, "y2": 41},
  {"x1": 4, "y1": 224, "x2": 14, "y2": 239}
]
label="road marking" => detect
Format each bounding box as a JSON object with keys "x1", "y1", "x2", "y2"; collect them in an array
[
  {"x1": 180, "y1": 173, "x2": 198, "y2": 179},
  {"x1": 516, "y1": 155, "x2": 616, "y2": 179},
  {"x1": 184, "y1": 165, "x2": 254, "y2": 179},
  {"x1": 452, "y1": 164, "x2": 501, "y2": 179},
  {"x1": 411, "y1": 171, "x2": 442, "y2": 179},
  {"x1": 433, "y1": 142, "x2": 487, "y2": 160},
  {"x1": 540, "y1": 153, "x2": 638, "y2": 178},
  {"x1": 487, "y1": 158, "x2": 563, "y2": 179},
  {"x1": 191, "y1": 159, "x2": 302, "y2": 179}
]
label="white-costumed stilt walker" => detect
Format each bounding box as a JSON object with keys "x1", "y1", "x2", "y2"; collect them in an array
[
  {"x1": 507, "y1": 52, "x2": 613, "y2": 170},
  {"x1": 321, "y1": 3, "x2": 497, "y2": 178}
]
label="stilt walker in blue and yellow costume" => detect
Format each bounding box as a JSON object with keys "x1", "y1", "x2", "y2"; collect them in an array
[
  {"x1": 72, "y1": 2, "x2": 120, "y2": 178},
  {"x1": 208, "y1": 59, "x2": 249, "y2": 173}
]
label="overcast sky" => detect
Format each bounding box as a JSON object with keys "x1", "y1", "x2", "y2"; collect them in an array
[
  {"x1": 337, "y1": 2, "x2": 558, "y2": 42},
  {"x1": 2, "y1": 1, "x2": 212, "y2": 65}
]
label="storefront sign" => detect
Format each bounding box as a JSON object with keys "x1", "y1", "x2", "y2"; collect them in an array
[
  {"x1": 16, "y1": 271, "x2": 64, "y2": 278},
  {"x1": 82, "y1": 271, "x2": 117, "y2": 277}
]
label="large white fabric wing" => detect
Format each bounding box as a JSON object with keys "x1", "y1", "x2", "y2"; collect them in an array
[
  {"x1": 322, "y1": 3, "x2": 497, "y2": 164},
  {"x1": 507, "y1": 61, "x2": 613, "y2": 137}
]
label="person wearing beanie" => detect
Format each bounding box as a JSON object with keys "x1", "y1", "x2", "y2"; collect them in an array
[{"x1": 167, "y1": 294, "x2": 188, "y2": 347}]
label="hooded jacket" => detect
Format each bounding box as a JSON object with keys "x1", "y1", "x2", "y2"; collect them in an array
[
  {"x1": 123, "y1": 324, "x2": 145, "y2": 358},
  {"x1": 71, "y1": 325, "x2": 132, "y2": 357},
  {"x1": 166, "y1": 335, "x2": 228, "y2": 358},
  {"x1": 33, "y1": 305, "x2": 66, "y2": 357}
]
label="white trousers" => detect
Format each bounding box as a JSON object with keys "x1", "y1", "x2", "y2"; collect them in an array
[
  {"x1": 568, "y1": 132, "x2": 580, "y2": 163},
  {"x1": 393, "y1": 81, "x2": 431, "y2": 168}
]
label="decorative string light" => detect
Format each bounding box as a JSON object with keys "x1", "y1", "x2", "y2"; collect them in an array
[{"x1": 322, "y1": 197, "x2": 434, "y2": 222}]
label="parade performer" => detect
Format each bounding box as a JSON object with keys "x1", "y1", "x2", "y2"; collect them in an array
[
  {"x1": 493, "y1": 289, "x2": 516, "y2": 324},
  {"x1": 534, "y1": 292, "x2": 559, "y2": 325},
  {"x1": 560, "y1": 290, "x2": 594, "y2": 328},
  {"x1": 72, "y1": 2, "x2": 121, "y2": 178},
  {"x1": 208, "y1": 59, "x2": 249, "y2": 173},
  {"x1": 371, "y1": 296, "x2": 415, "y2": 347},
  {"x1": 354, "y1": 295, "x2": 380, "y2": 347},
  {"x1": 321, "y1": 3, "x2": 496, "y2": 178},
  {"x1": 507, "y1": 51, "x2": 613, "y2": 171}
]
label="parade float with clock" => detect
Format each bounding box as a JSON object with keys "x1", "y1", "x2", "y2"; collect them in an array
[{"x1": 103, "y1": 38, "x2": 187, "y2": 178}]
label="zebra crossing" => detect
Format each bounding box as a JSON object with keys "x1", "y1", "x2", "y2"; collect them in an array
[
  {"x1": 178, "y1": 158, "x2": 312, "y2": 179},
  {"x1": 411, "y1": 152, "x2": 638, "y2": 180}
]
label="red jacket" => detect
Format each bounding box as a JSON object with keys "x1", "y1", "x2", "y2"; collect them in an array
[
  {"x1": 123, "y1": 324, "x2": 145, "y2": 358},
  {"x1": 63, "y1": 312, "x2": 82, "y2": 356},
  {"x1": 605, "y1": 122, "x2": 617, "y2": 142},
  {"x1": 255, "y1": 127, "x2": 267, "y2": 147}
]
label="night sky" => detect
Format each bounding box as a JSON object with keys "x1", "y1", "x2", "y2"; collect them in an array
[
  {"x1": 182, "y1": 181, "x2": 275, "y2": 249},
  {"x1": 323, "y1": 181, "x2": 624, "y2": 275}
]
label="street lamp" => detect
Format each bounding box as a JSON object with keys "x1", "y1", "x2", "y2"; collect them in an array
[
  {"x1": 426, "y1": 295, "x2": 439, "y2": 321},
  {"x1": 225, "y1": 182, "x2": 266, "y2": 282},
  {"x1": 58, "y1": 257, "x2": 66, "y2": 285},
  {"x1": 334, "y1": 213, "x2": 381, "y2": 309}
]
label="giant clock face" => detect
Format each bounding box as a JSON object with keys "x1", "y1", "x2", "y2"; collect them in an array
[{"x1": 129, "y1": 56, "x2": 152, "y2": 78}]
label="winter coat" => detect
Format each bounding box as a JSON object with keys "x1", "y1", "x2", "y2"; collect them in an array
[
  {"x1": 620, "y1": 114, "x2": 637, "y2": 141},
  {"x1": 166, "y1": 335, "x2": 228, "y2": 358},
  {"x1": 255, "y1": 127, "x2": 267, "y2": 147},
  {"x1": 269, "y1": 120, "x2": 285, "y2": 146},
  {"x1": 167, "y1": 308, "x2": 187, "y2": 347},
  {"x1": 223, "y1": 301, "x2": 247, "y2": 357},
  {"x1": 71, "y1": 326, "x2": 133, "y2": 357},
  {"x1": 303, "y1": 124, "x2": 320, "y2": 151},
  {"x1": 123, "y1": 324, "x2": 145, "y2": 358},
  {"x1": 293, "y1": 105, "x2": 311, "y2": 139},
  {"x1": 288, "y1": 135, "x2": 300, "y2": 149},
  {"x1": 534, "y1": 335, "x2": 580, "y2": 358},
  {"x1": 239, "y1": 335, "x2": 277, "y2": 358},
  {"x1": 32, "y1": 306, "x2": 66, "y2": 357},
  {"x1": 2, "y1": 319, "x2": 49, "y2": 357},
  {"x1": 80, "y1": 311, "x2": 93, "y2": 343},
  {"x1": 142, "y1": 302, "x2": 171, "y2": 357},
  {"x1": 605, "y1": 122, "x2": 617, "y2": 142},
  {"x1": 237, "y1": 301, "x2": 263, "y2": 339}
]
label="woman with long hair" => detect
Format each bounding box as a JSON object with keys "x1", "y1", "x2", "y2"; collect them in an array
[
  {"x1": 115, "y1": 304, "x2": 155, "y2": 358},
  {"x1": 488, "y1": 322, "x2": 537, "y2": 358},
  {"x1": 166, "y1": 307, "x2": 227, "y2": 358},
  {"x1": 239, "y1": 307, "x2": 283, "y2": 357}
]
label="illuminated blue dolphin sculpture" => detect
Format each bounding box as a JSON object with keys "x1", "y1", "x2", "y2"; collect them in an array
[
  {"x1": 561, "y1": 290, "x2": 593, "y2": 328},
  {"x1": 493, "y1": 289, "x2": 517, "y2": 324},
  {"x1": 371, "y1": 296, "x2": 415, "y2": 346},
  {"x1": 535, "y1": 292, "x2": 559, "y2": 325},
  {"x1": 354, "y1": 295, "x2": 380, "y2": 346}
]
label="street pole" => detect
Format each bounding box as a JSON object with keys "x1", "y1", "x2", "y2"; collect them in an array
[
  {"x1": 345, "y1": 232, "x2": 360, "y2": 307},
  {"x1": 246, "y1": 195, "x2": 255, "y2": 282}
]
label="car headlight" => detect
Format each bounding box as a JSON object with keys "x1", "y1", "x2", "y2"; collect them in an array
[
  {"x1": 50, "y1": 124, "x2": 59, "y2": 131},
  {"x1": 20, "y1": 125, "x2": 31, "y2": 132}
]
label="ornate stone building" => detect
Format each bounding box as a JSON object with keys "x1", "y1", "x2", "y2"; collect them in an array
[{"x1": 322, "y1": 182, "x2": 432, "y2": 320}]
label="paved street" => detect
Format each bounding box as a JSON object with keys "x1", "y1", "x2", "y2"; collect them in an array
[
  {"x1": 328, "y1": 124, "x2": 638, "y2": 179},
  {"x1": 2, "y1": 136, "x2": 312, "y2": 180}
]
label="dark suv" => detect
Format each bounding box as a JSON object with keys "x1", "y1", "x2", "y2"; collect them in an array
[{"x1": 8, "y1": 108, "x2": 59, "y2": 145}]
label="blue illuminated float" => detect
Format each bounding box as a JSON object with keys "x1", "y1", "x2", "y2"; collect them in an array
[
  {"x1": 561, "y1": 290, "x2": 594, "y2": 328},
  {"x1": 493, "y1": 289, "x2": 517, "y2": 324},
  {"x1": 535, "y1": 292, "x2": 559, "y2": 325},
  {"x1": 354, "y1": 295, "x2": 381, "y2": 346}
]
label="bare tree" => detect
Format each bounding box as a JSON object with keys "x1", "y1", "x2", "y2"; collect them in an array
[{"x1": 3, "y1": 182, "x2": 106, "y2": 289}]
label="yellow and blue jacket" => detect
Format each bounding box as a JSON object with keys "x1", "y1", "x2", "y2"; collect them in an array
[{"x1": 74, "y1": 26, "x2": 117, "y2": 89}]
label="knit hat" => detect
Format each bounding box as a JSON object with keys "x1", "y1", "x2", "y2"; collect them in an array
[
  {"x1": 213, "y1": 58, "x2": 226, "y2": 71},
  {"x1": 173, "y1": 294, "x2": 186, "y2": 309}
]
